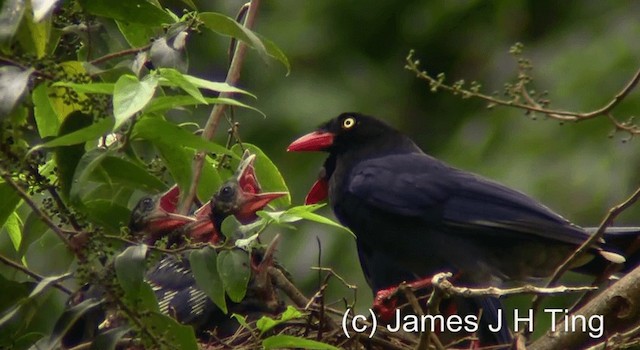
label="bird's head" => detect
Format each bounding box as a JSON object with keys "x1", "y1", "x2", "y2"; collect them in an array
[
  {"x1": 128, "y1": 185, "x2": 195, "y2": 241},
  {"x1": 287, "y1": 113, "x2": 396, "y2": 154},
  {"x1": 210, "y1": 152, "x2": 286, "y2": 225}
]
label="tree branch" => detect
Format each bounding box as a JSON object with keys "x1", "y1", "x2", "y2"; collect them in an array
[
  {"x1": 0, "y1": 169, "x2": 75, "y2": 251},
  {"x1": 405, "y1": 50, "x2": 640, "y2": 135},
  {"x1": 529, "y1": 265, "x2": 640, "y2": 350},
  {"x1": 0, "y1": 253, "x2": 72, "y2": 295},
  {"x1": 179, "y1": 0, "x2": 262, "y2": 215}
]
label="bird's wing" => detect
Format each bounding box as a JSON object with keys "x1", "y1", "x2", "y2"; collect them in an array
[{"x1": 347, "y1": 153, "x2": 592, "y2": 246}]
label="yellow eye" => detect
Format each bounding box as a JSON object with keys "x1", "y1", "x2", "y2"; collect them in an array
[{"x1": 342, "y1": 117, "x2": 356, "y2": 129}]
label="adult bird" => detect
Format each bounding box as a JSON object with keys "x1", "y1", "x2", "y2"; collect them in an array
[
  {"x1": 303, "y1": 151, "x2": 512, "y2": 347},
  {"x1": 287, "y1": 114, "x2": 640, "y2": 350}
]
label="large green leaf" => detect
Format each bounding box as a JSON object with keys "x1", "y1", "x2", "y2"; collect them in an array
[
  {"x1": 45, "y1": 299, "x2": 104, "y2": 350},
  {"x1": 78, "y1": 0, "x2": 172, "y2": 26},
  {"x1": 189, "y1": 246, "x2": 227, "y2": 313},
  {"x1": 69, "y1": 149, "x2": 109, "y2": 204},
  {"x1": 158, "y1": 68, "x2": 205, "y2": 103},
  {"x1": 131, "y1": 117, "x2": 237, "y2": 157},
  {"x1": 0, "y1": 0, "x2": 26, "y2": 43},
  {"x1": 216, "y1": 249, "x2": 250, "y2": 303},
  {"x1": 199, "y1": 12, "x2": 269, "y2": 64},
  {"x1": 262, "y1": 335, "x2": 340, "y2": 350},
  {"x1": 182, "y1": 74, "x2": 254, "y2": 97},
  {"x1": 113, "y1": 74, "x2": 158, "y2": 130},
  {"x1": 4, "y1": 212, "x2": 22, "y2": 252},
  {"x1": 32, "y1": 84, "x2": 60, "y2": 138},
  {"x1": 154, "y1": 143, "x2": 192, "y2": 199},
  {"x1": 49, "y1": 111, "x2": 98, "y2": 201},
  {"x1": 0, "y1": 274, "x2": 69, "y2": 329},
  {"x1": 0, "y1": 181, "x2": 22, "y2": 231},
  {"x1": 90, "y1": 326, "x2": 131, "y2": 350},
  {"x1": 255, "y1": 32, "x2": 290, "y2": 75},
  {"x1": 114, "y1": 245, "x2": 147, "y2": 303},
  {"x1": 83, "y1": 200, "x2": 131, "y2": 233},
  {"x1": 99, "y1": 156, "x2": 167, "y2": 193},
  {"x1": 52, "y1": 82, "x2": 115, "y2": 95},
  {"x1": 144, "y1": 312, "x2": 198, "y2": 350},
  {"x1": 258, "y1": 204, "x2": 354, "y2": 238},
  {"x1": 231, "y1": 143, "x2": 290, "y2": 207},
  {"x1": 144, "y1": 95, "x2": 263, "y2": 116},
  {"x1": 34, "y1": 117, "x2": 112, "y2": 149}
]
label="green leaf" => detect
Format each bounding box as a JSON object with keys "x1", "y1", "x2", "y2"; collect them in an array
[
  {"x1": 182, "y1": 74, "x2": 254, "y2": 97},
  {"x1": 199, "y1": 12, "x2": 269, "y2": 64},
  {"x1": 90, "y1": 326, "x2": 131, "y2": 350},
  {"x1": 83, "y1": 200, "x2": 131, "y2": 233},
  {"x1": 144, "y1": 95, "x2": 263, "y2": 116},
  {"x1": 154, "y1": 143, "x2": 192, "y2": 199},
  {"x1": 4, "y1": 212, "x2": 22, "y2": 252},
  {"x1": 231, "y1": 143, "x2": 290, "y2": 207},
  {"x1": 262, "y1": 335, "x2": 340, "y2": 350},
  {"x1": 69, "y1": 149, "x2": 109, "y2": 204},
  {"x1": 0, "y1": 66, "x2": 33, "y2": 116},
  {"x1": 99, "y1": 156, "x2": 167, "y2": 192},
  {"x1": 131, "y1": 117, "x2": 238, "y2": 157},
  {"x1": 189, "y1": 246, "x2": 227, "y2": 313},
  {"x1": 114, "y1": 244, "x2": 148, "y2": 302},
  {"x1": 78, "y1": 0, "x2": 173, "y2": 26},
  {"x1": 32, "y1": 84, "x2": 60, "y2": 138},
  {"x1": 217, "y1": 249, "x2": 250, "y2": 303},
  {"x1": 158, "y1": 68, "x2": 205, "y2": 103},
  {"x1": 51, "y1": 111, "x2": 96, "y2": 201},
  {"x1": 259, "y1": 204, "x2": 354, "y2": 238},
  {"x1": 0, "y1": 0, "x2": 26, "y2": 43},
  {"x1": 256, "y1": 32, "x2": 290, "y2": 75},
  {"x1": 33, "y1": 117, "x2": 112, "y2": 149},
  {"x1": 116, "y1": 20, "x2": 159, "y2": 47},
  {"x1": 113, "y1": 74, "x2": 158, "y2": 130},
  {"x1": 0, "y1": 181, "x2": 22, "y2": 231},
  {"x1": 0, "y1": 274, "x2": 68, "y2": 330},
  {"x1": 52, "y1": 82, "x2": 115, "y2": 94},
  {"x1": 46, "y1": 299, "x2": 104, "y2": 349},
  {"x1": 256, "y1": 306, "x2": 304, "y2": 335},
  {"x1": 145, "y1": 312, "x2": 198, "y2": 350}
]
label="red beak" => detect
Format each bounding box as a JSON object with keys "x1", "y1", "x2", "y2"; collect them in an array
[
  {"x1": 287, "y1": 131, "x2": 334, "y2": 152},
  {"x1": 159, "y1": 185, "x2": 181, "y2": 212},
  {"x1": 236, "y1": 191, "x2": 287, "y2": 224}
]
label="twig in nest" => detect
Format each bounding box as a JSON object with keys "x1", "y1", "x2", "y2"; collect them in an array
[{"x1": 431, "y1": 272, "x2": 597, "y2": 298}]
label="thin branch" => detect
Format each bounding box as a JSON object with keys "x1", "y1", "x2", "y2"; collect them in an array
[
  {"x1": 405, "y1": 51, "x2": 640, "y2": 135},
  {"x1": 0, "y1": 253, "x2": 72, "y2": 295},
  {"x1": 0, "y1": 169, "x2": 74, "y2": 250},
  {"x1": 179, "y1": 0, "x2": 262, "y2": 214},
  {"x1": 430, "y1": 272, "x2": 596, "y2": 298},
  {"x1": 399, "y1": 283, "x2": 444, "y2": 350},
  {"x1": 268, "y1": 266, "x2": 309, "y2": 307},
  {"x1": 88, "y1": 44, "x2": 152, "y2": 65}
]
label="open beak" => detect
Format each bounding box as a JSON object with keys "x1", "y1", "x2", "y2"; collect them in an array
[
  {"x1": 145, "y1": 211, "x2": 195, "y2": 228},
  {"x1": 237, "y1": 152, "x2": 262, "y2": 194},
  {"x1": 159, "y1": 185, "x2": 181, "y2": 213},
  {"x1": 236, "y1": 191, "x2": 287, "y2": 223},
  {"x1": 305, "y1": 178, "x2": 329, "y2": 205},
  {"x1": 181, "y1": 217, "x2": 221, "y2": 244},
  {"x1": 287, "y1": 131, "x2": 334, "y2": 152}
]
